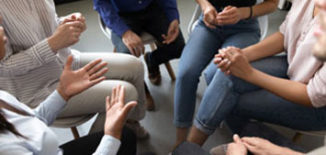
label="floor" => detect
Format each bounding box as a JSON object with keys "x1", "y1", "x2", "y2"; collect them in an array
[{"x1": 52, "y1": 0, "x2": 325, "y2": 154}]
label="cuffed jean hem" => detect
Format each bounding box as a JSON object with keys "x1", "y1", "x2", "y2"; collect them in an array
[
  {"x1": 173, "y1": 120, "x2": 193, "y2": 128},
  {"x1": 194, "y1": 118, "x2": 217, "y2": 135}
]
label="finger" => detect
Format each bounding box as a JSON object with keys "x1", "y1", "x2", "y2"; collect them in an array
[
  {"x1": 242, "y1": 137, "x2": 259, "y2": 146},
  {"x1": 88, "y1": 61, "x2": 108, "y2": 75},
  {"x1": 204, "y1": 21, "x2": 217, "y2": 29},
  {"x1": 89, "y1": 76, "x2": 106, "y2": 88},
  {"x1": 219, "y1": 7, "x2": 236, "y2": 16},
  {"x1": 89, "y1": 67, "x2": 109, "y2": 81},
  {"x1": 115, "y1": 85, "x2": 121, "y2": 103},
  {"x1": 213, "y1": 57, "x2": 223, "y2": 64},
  {"x1": 106, "y1": 96, "x2": 111, "y2": 109},
  {"x1": 64, "y1": 55, "x2": 74, "y2": 71},
  {"x1": 122, "y1": 101, "x2": 137, "y2": 116},
  {"x1": 243, "y1": 143, "x2": 257, "y2": 153},
  {"x1": 111, "y1": 86, "x2": 117, "y2": 104},
  {"x1": 127, "y1": 45, "x2": 137, "y2": 56},
  {"x1": 83, "y1": 59, "x2": 102, "y2": 71},
  {"x1": 118, "y1": 86, "x2": 125, "y2": 104},
  {"x1": 166, "y1": 29, "x2": 179, "y2": 44},
  {"x1": 233, "y1": 134, "x2": 242, "y2": 143}
]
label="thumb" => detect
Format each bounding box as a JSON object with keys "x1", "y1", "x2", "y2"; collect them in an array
[
  {"x1": 233, "y1": 134, "x2": 241, "y2": 143},
  {"x1": 65, "y1": 55, "x2": 73, "y2": 71},
  {"x1": 122, "y1": 101, "x2": 137, "y2": 115}
]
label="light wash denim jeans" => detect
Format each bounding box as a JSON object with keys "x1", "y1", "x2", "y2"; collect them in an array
[
  {"x1": 174, "y1": 14, "x2": 260, "y2": 128},
  {"x1": 194, "y1": 55, "x2": 326, "y2": 135}
]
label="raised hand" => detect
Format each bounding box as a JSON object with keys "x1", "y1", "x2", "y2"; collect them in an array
[
  {"x1": 216, "y1": 6, "x2": 243, "y2": 25},
  {"x1": 122, "y1": 30, "x2": 144, "y2": 57},
  {"x1": 104, "y1": 85, "x2": 137, "y2": 139},
  {"x1": 57, "y1": 55, "x2": 108, "y2": 101},
  {"x1": 162, "y1": 19, "x2": 180, "y2": 44}
]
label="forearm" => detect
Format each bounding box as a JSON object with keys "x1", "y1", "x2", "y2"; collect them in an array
[
  {"x1": 243, "y1": 32, "x2": 285, "y2": 62},
  {"x1": 251, "y1": 0, "x2": 279, "y2": 18},
  {"x1": 245, "y1": 69, "x2": 312, "y2": 107}
]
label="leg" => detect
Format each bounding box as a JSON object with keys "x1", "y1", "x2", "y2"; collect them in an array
[
  {"x1": 174, "y1": 20, "x2": 223, "y2": 146},
  {"x1": 143, "y1": 2, "x2": 185, "y2": 66},
  {"x1": 189, "y1": 56, "x2": 288, "y2": 145},
  {"x1": 60, "y1": 127, "x2": 137, "y2": 155}
]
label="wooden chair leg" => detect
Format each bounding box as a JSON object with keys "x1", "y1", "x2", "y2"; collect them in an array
[
  {"x1": 113, "y1": 47, "x2": 117, "y2": 53},
  {"x1": 165, "y1": 62, "x2": 176, "y2": 81},
  {"x1": 71, "y1": 127, "x2": 80, "y2": 139},
  {"x1": 292, "y1": 132, "x2": 303, "y2": 143}
]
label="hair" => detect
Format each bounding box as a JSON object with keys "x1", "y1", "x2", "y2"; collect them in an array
[{"x1": 0, "y1": 111, "x2": 26, "y2": 138}]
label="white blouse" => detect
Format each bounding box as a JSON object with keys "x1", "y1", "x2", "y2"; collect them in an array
[{"x1": 0, "y1": 90, "x2": 120, "y2": 155}]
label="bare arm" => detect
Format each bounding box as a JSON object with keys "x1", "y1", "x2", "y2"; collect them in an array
[
  {"x1": 243, "y1": 32, "x2": 285, "y2": 62},
  {"x1": 251, "y1": 0, "x2": 279, "y2": 18}
]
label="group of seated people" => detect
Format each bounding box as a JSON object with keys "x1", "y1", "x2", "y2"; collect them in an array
[{"x1": 0, "y1": 0, "x2": 325, "y2": 154}]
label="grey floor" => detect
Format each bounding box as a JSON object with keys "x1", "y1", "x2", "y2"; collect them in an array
[{"x1": 52, "y1": 0, "x2": 325, "y2": 154}]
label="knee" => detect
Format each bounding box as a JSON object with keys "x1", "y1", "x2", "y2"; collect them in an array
[
  {"x1": 177, "y1": 66, "x2": 200, "y2": 83},
  {"x1": 119, "y1": 81, "x2": 138, "y2": 102},
  {"x1": 119, "y1": 54, "x2": 144, "y2": 77}
]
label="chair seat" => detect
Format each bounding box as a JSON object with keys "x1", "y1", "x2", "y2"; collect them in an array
[
  {"x1": 140, "y1": 32, "x2": 156, "y2": 44},
  {"x1": 52, "y1": 114, "x2": 95, "y2": 128}
]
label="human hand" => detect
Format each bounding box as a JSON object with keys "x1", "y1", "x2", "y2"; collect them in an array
[
  {"x1": 61, "y1": 12, "x2": 87, "y2": 32},
  {"x1": 162, "y1": 19, "x2": 179, "y2": 44},
  {"x1": 226, "y1": 134, "x2": 247, "y2": 155},
  {"x1": 57, "y1": 55, "x2": 108, "y2": 101},
  {"x1": 316, "y1": 0, "x2": 326, "y2": 9},
  {"x1": 48, "y1": 21, "x2": 84, "y2": 52},
  {"x1": 214, "y1": 47, "x2": 254, "y2": 79},
  {"x1": 0, "y1": 17, "x2": 7, "y2": 60},
  {"x1": 202, "y1": 3, "x2": 219, "y2": 29},
  {"x1": 242, "y1": 137, "x2": 303, "y2": 155},
  {"x1": 216, "y1": 6, "x2": 249, "y2": 26},
  {"x1": 122, "y1": 30, "x2": 144, "y2": 57},
  {"x1": 104, "y1": 85, "x2": 137, "y2": 139}
]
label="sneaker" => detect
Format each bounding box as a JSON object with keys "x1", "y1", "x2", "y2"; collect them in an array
[
  {"x1": 210, "y1": 144, "x2": 227, "y2": 155},
  {"x1": 144, "y1": 53, "x2": 161, "y2": 85},
  {"x1": 145, "y1": 83, "x2": 155, "y2": 111},
  {"x1": 125, "y1": 120, "x2": 149, "y2": 140}
]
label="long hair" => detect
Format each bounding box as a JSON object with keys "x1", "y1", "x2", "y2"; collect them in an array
[{"x1": 0, "y1": 111, "x2": 26, "y2": 138}]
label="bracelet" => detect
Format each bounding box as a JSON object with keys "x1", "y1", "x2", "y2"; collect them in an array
[{"x1": 246, "y1": 6, "x2": 253, "y2": 20}]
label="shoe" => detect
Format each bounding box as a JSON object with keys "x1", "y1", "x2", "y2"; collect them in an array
[
  {"x1": 145, "y1": 83, "x2": 155, "y2": 111},
  {"x1": 125, "y1": 120, "x2": 149, "y2": 140},
  {"x1": 210, "y1": 144, "x2": 227, "y2": 155},
  {"x1": 144, "y1": 53, "x2": 161, "y2": 85}
]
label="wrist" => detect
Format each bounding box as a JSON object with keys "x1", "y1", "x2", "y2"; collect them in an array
[
  {"x1": 56, "y1": 86, "x2": 70, "y2": 101},
  {"x1": 239, "y1": 7, "x2": 251, "y2": 20},
  {"x1": 122, "y1": 30, "x2": 132, "y2": 39},
  {"x1": 243, "y1": 67, "x2": 258, "y2": 82},
  {"x1": 105, "y1": 130, "x2": 122, "y2": 140},
  {"x1": 47, "y1": 36, "x2": 59, "y2": 52}
]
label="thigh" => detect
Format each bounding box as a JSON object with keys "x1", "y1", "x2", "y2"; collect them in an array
[
  {"x1": 178, "y1": 21, "x2": 223, "y2": 77},
  {"x1": 57, "y1": 80, "x2": 138, "y2": 118},
  {"x1": 79, "y1": 52, "x2": 144, "y2": 81},
  {"x1": 234, "y1": 90, "x2": 326, "y2": 131}
]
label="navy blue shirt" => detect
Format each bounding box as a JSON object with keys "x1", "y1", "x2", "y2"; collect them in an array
[{"x1": 94, "y1": 0, "x2": 180, "y2": 37}]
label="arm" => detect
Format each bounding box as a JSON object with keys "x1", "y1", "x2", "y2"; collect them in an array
[
  {"x1": 93, "y1": 0, "x2": 129, "y2": 37},
  {"x1": 251, "y1": 0, "x2": 279, "y2": 18},
  {"x1": 0, "y1": 39, "x2": 57, "y2": 77},
  {"x1": 157, "y1": 0, "x2": 180, "y2": 22},
  {"x1": 243, "y1": 32, "x2": 285, "y2": 62}
]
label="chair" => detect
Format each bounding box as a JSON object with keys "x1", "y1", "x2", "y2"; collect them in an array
[
  {"x1": 98, "y1": 15, "x2": 176, "y2": 81},
  {"x1": 53, "y1": 114, "x2": 95, "y2": 139},
  {"x1": 188, "y1": 1, "x2": 269, "y2": 41}
]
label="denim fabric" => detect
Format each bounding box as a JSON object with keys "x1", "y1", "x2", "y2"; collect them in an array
[
  {"x1": 174, "y1": 14, "x2": 260, "y2": 128},
  {"x1": 194, "y1": 55, "x2": 326, "y2": 135},
  {"x1": 111, "y1": 2, "x2": 185, "y2": 66}
]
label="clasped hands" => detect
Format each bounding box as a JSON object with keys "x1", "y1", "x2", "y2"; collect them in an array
[
  {"x1": 214, "y1": 46, "x2": 254, "y2": 80},
  {"x1": 48, "y1": 13, "x2": 86, "y2": 52},
  {"x1": 203, "y1": 4, "x2": 249, "y2": 28}
]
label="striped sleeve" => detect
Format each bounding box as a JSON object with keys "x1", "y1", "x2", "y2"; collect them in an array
[{"x1": 0, "y1": 39, "x2": 57, "y2": 77}]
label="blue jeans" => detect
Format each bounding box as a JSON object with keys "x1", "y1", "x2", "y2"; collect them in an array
[
  {"x1": 174, "y1": 15, "x2": 260, "y2": 128},
  {"x1": 194, "y1": 55, "x2": 326, "y2": 135}
]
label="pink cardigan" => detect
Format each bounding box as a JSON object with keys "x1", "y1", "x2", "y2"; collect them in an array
[{"x1": 280, "y1": 0, "x2": 326, "y2": 107}]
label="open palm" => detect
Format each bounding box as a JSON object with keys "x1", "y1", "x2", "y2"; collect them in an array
[{"x1": 57, "y1": 55, "x2": 109, "y2": 101}]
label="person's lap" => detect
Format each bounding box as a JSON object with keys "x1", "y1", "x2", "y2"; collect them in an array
[{"x1": 60, "y1": 127, "x2": 137, "y2": 155}]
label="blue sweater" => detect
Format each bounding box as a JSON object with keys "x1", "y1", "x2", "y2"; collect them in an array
[{"x1": 94, "y1": 0, "x2": 180, "y2": 37}]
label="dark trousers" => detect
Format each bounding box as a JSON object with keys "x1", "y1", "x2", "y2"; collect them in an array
[
  {"x1": 60, "y1": 127, "x2": 137, "y2": 155},
  {"x1": 111, "y1": 2, "x2": 185, "y2": 66}
]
